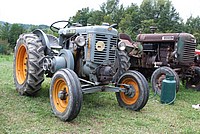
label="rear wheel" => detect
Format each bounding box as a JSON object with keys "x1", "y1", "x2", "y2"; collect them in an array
[
  {"x1": 13, "y1": 34, "x2": 44, "y2": 95},
  {"x1": 186, "y1": 66, "x2": 200, "y2": 91},
  {"x1": 114, "y1": 50, "x2": 130, "y2": 82},
  {"x1": 50, "y1": 69, "x2": 83, "y2": 121},
  {"x1": 116, "y1": 70, "x2": 149, "y2": 111},
  {"x1": 118, "y1": 50, "x2": 130, "y2": 75},
  {"x1": 151, "y1": 66, "x2": 180, "y2": 95}
]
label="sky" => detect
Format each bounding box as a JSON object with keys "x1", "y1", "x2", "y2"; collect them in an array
[{"x1": 0, "y1": 0, "x2": 199, "y2": 26}]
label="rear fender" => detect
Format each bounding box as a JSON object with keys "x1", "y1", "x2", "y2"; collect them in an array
[{"x1": 33, "y1": 29, "x2": 51, "y2": 55}]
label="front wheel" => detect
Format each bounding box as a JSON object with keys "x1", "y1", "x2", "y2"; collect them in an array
[
  {"x1": 50, "y1": 69, "x2": 83, "y2": 121},
  {"x1": 116, "y1": 70, "x2": 149, "y2": 111}
]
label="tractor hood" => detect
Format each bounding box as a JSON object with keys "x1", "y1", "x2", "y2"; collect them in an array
[
  {"x1": 136, "y1": 33, "x2": 195, "y2": 43},
  {"x1": 59, "y1": 25, "x2": 118, "y2": 36}
]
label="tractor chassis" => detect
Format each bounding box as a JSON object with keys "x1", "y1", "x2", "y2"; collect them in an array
[
  {"x1": 79, "y1": 78, "x2": 134, "y2": 95},
  {"x1": 82, "y1": 85, "x2": 128, "y2": 94}
]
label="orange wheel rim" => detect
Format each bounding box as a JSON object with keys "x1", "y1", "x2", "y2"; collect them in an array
[
  {"x1": 120, "y1": 78, "x2": 139, "y2": 105},
  {"x1": 53, "y1": 78, "x2": 69, "y2": 113},
  {"x1": 15, "y1": 44, "x2": 27, "y2": 84}
]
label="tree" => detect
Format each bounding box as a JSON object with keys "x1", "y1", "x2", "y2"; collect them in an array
[
  {"x1": 70, "y1": 7, "x2": 90, "y2": 26},
  {"x1": 9, "y1": 24, "x2": 25, "y2": 49},
  {"x1": 100, "y1": 0, "x2": 119, "y2": 15},
  {"x1": 0, "y1": 23, "x2": 11, "y2": 54},
  {"x1": 139, "y1": 0, "x2": 183, "y2": 33},
  {"x1": 0, "y1": 22, "x2": 10, "y2": 40},
  {"x1": 70, "y1": 0, "x2": 123, "y2": 26},
  {"x1": 87, "y1": 10, "x2": 104, "y2": 25},
  {"x1": 185, "y1": 16, "x2": 200, "y2": 47},
  {"x1": 185, "y1": 16, "x2": 200, "y2": 33},
  {"x1": 100, "y1": 0, "x2": 123, "y2": 25},
  {"x1": 119, "y1": 3, "x2": 140, "y2": 39},
  {"x1": 111, "y1": 4, "x2": 125, "y2": 25},
  {"x1": 155, "y1": 0, "x2": 183, "y2": 32}
]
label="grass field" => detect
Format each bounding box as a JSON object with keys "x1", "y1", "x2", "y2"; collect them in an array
[{"x1": 0, "y1": 54, "x2": 200, "y2": 134}]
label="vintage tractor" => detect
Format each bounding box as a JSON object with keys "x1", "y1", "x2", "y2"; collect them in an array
[
  {"x1": 120, "y1": 32, "x2": 199, "y2": 95},
  {"x1": 13, "y1": 21, "x2": 149, "y2": 121}
]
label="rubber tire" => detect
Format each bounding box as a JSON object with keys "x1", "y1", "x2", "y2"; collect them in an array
[
  {"x1": 129, "y1": 70, "x2": 149, "y2": 110},
  {"x1": 118, "y1": 50, "x2": 130, "y2": 75},
  {"x1": 151, "y1": 66, "x2": 180, "y2": 96},
  {"x1": 116, "y1": 70, "x2": 149, "y2": 111},
  {"x1": 50, "y1": 69, "x2": 83, "y2": 122},
  {"x1": 186, "y1": 66, "x2": 200, "y2": 91},
  {"x1": 13, "y1": 34, "x2": 44, "y2": 96}
]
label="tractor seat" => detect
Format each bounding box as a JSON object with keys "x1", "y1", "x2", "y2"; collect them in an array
[{"x1": 119, "y1": 33, "x2": 134, "y2": 43}]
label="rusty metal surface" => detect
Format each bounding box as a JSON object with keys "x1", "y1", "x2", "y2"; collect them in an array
[
  {"x1": 119, "y1": 33, "x2": 133, "y2": 43},
  {"x1": 136, "y1": 33, "x2": 193, "y2": 42}
]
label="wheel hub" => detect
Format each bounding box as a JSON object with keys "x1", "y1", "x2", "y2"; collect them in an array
[
  {"x1": 122, "y1": 84, "x2": 135, "y2": 98},
  {"x1": 58, "y1": 89, "x2": 68, "y2": 100}
]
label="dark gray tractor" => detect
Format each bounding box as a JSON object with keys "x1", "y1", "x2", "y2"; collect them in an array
[
  {"x1": 120, "y1": 32, "x2": 199, "y2": 95},
  {"x1": 13, "y1": 21, "x2": 149, "y2": 121}
]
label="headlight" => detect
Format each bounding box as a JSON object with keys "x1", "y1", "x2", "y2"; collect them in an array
[
  {"x1": 118, "y1": 41, "x2": 126, "y2": 51},
  {"x1": 75, "y1": 36, "x2": 85, "y2": 46}
]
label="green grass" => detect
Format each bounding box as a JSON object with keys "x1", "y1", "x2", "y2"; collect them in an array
[{"x1": 0, "y1": 54, "x2": 200, "y2": 134}]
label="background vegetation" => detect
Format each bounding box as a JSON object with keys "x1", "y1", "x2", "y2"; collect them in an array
[
  {"x1": 0, "y1": 54, "x2": 200, "y2": 133},
  {"x1": 0, "y1": 0, "x2": 200, "y2": 54}
]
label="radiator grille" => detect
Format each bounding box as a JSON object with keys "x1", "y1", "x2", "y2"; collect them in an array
[
  {"x1": 93, "y1": 34, "x2": 117, "y2": 64},
  {"x1": 109, "y1": 36, "x2": 118, "y2": 61},
  {"x1": 182, "y1": 40, "x2": 196, "y2": 62}
]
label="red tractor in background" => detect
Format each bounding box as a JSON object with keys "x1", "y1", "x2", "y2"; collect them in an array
[
  {"x1": 120, "y1": 32, "x2": 200, "y2": 95},
  {"x1": 195, "y1": 49, "x2": 200, "y2": 66}
]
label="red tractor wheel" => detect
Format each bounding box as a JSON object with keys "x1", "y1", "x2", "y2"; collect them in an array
[
  {"x1": 50, "y1": 69, "x2": 83, "y2": 121},
  {"x1": 116, "y1": 70, "x2": 149, "y2": 111},
  {"x1": 13, "y1": 34, "x2": 44, "y2": 95}
]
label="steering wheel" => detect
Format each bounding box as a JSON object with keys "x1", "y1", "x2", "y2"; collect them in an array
[{"x1": 50, "y1": 20, "x2": 71, "y2": 32}]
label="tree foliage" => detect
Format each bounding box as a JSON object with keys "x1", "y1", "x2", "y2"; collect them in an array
[
  {"x1": 0, "y1": 23, "x2": 49, "y2": 53},
  {"x1": 69, "y1": 0, "x2": 200, "y2": 47},
  {"x1": 69, "y1": 0, "x2": 190, "y2": 40},
  {"x1": 87, "y1": 10, "x2": 104, "y2": 25},
  {"x1": 0, "y1": 23, "x2": 25, "y2": 51},
  {"x1": 9, "y1": 24, "x2": 25, "y2": 49},
  {"x1": 70, "y1": 7, "x2": 91, "y2": 26},
  {"x1": 185, "y1": 16, "x2": 200, "y2": 45},
  {"x1": 119, "y1": 3, "x2": 140, "y2": 38},
  {"x1": 100, "y1": 0, "x2": 119, "y2": 15},
  {"x1": 0, "y1": 22, "x2": 10, "y2": 40},
  {"x1": 139, "y1": 0, "x2": 183, "y2": 33}
]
